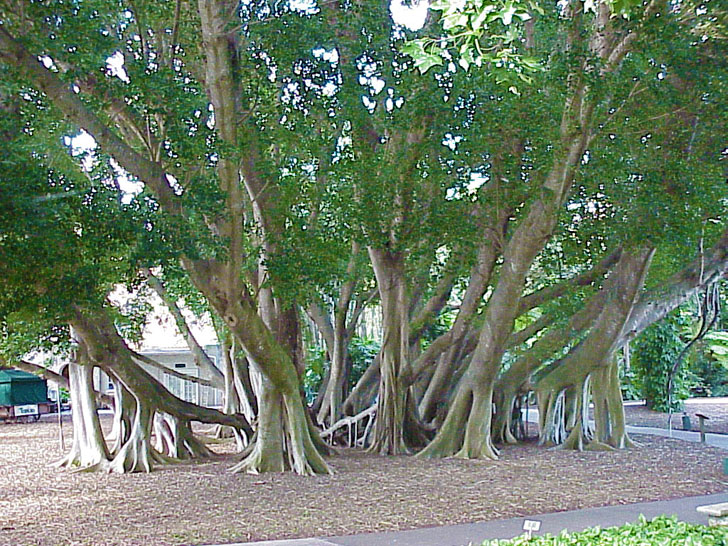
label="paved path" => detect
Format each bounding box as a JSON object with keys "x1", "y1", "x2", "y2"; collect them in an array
[
  {"x1": 211, "y1": 493, "x2": 728, "y2": 546},
  {"x1": 522, "y1": 408, "x2": 728, "y2": 450},
  {"x1": 626, "y1": 424, "x2": 728, "y2": 449}
]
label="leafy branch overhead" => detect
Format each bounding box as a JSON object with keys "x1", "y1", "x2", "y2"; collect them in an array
[{"x1": 400, "y1": 0, "x2": 647, "y2": 91}]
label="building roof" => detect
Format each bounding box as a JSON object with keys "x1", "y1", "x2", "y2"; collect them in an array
[{"x1": 0, "y1": 368, "x2": 45, "y2": 384}]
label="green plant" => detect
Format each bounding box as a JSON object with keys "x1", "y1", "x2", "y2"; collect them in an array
[
  {"x1": 347, "y1": 336, "x2": 380, "y2": 390},
  {"x1": 483, "y1": 515, "x2": 728, "y2": 545},
  {"x1": 690, "y1": 340, "x2": 728, "y2": 397},
  {"x1": 303, "y1": 346, "x2": 327, "y2": 404},
  {"x1": 619, "y1": 362, "x2": 641, "y2": 402},
  {"x1": 633, "y1": 312, "x2": 693, "y2": 412}
]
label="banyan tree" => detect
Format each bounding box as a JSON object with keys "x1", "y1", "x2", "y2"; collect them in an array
[{"x1": 0, "y1": 0, "x2": 725, "y2": 475}]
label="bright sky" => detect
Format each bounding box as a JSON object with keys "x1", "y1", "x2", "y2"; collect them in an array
[
  {"x1": 110, "y1": 285, "x2": 218, "y2": 350},
  {"x1": 391, "y1": 0, "x2": 429, "y2": 30}
]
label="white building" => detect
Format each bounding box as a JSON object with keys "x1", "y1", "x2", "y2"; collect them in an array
[{"x1": 93, "y1": 345, "x2": 224, "y2": 408}]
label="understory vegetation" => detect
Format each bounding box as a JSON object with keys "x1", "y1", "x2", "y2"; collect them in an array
[{"x1": 483, "y1": 517, "x2": 728, "y2": 546}]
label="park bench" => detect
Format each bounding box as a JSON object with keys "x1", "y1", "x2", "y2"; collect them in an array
[{"x1": 696, "y1": 502, "x2": 728, "y2": 527}]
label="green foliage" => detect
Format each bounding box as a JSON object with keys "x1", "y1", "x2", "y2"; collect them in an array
[
  {"x1": 303, "y1": 345, "x2": 327, "y2": 404},
  {"x1": 421, "y1": 309, "x2": 457, "y2": 350},
  {"x1": 701, "y1": 331, "x2": 728, "y2": 369},
  {"x1": 348, "y1": 336, "x2": 380, "y2": 390},
  {"x1": 691, "y1": 352, "x2": 728, "y2": 397},
  {"x1": 619, "y1": 362, "x2": 641, "y2": 402},
  {"x1": 632, "y1": 312, "x2": 693, "y2": 412},
  {"x1": 400, "y1": 0, "x2": 544, "y2": 92},
  {"x1": 482, "y1": 515, "x2": 728, "y2": 545},
  {"x1": 400, "y1": 0, "x2": 649, "y2": 86},
  {"x1": 302, "y1": 335, "x2": 380, "y2": 404},
  {"x1": 686, "y1": 287, "x2": 728, "y2": 397}
]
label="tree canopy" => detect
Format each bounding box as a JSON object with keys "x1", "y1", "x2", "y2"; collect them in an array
[{"x1": 0, "y1": 0, "x2": 725, "y2": 474}]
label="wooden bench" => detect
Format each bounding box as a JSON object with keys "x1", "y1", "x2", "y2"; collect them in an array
[{"x1": 696, "y1": 502, "x2": 728, "y2": 526}]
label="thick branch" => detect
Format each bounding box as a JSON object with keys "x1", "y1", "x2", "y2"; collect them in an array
[
  {"x1": 0, "y1": 27, "x2": 181, "y2": 216},
  {"x1": 517, "y1": 247, "x2": 622, "y2": 316},
  {"x1": 625, "y1": 226, "x2": 728, "y2": 341}
]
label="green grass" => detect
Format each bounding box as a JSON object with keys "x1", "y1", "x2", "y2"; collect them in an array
[{"x1": 483, "y1": 516, "x2": 728, "y2": 545}]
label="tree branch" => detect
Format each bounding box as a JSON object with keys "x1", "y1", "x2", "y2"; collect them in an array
[{"x1": 0, "y1": 27, "x2": 182, "y2": 217}]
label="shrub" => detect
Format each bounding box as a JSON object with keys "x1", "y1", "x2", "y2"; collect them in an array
[
  {"x1": 347, "y1": 336, "x2": 379, "y2": 389},
  {"x1": 483, "y1": 515, "x2": 728, "y2": 545},
  {"x1": 632, "y1": 313, "x2": 693, "y2": 412}
]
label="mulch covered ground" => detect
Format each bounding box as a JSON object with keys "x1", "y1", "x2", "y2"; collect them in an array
[{"x1": 1, "y1": 414, "x2": 727, "y2": 546}]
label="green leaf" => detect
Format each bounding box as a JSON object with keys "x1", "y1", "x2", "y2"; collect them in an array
[{"x1": 414, "y1": 54, "x2": 444, "y2": 74}]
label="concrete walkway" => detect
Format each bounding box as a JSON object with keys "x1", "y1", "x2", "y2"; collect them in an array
[
  {"x1": 522, "y1": 407, "x2": 728, "y2": 450},
  {"x1": 626, "y1": 424, "x2": 728, "y2": 449},
  {"x1": 211, "y1": 493, "x2": 728, "y2": 546}
]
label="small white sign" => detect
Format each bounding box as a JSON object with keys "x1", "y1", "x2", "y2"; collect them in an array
[
  {"x1": 523, "y1": 519, "x2": 542, "y2": 538},
  {"x1": 15, "y1": 404, "x2": 39, "y2": 416}
]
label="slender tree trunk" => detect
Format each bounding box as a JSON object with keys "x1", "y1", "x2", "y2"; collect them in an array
[
  {"x1": 316, "y1": 310, "x2": 351, "y2": 426},
  {"x1": 54, "y1": 359, "x2": 108, "y2": 470},
  {"x1": 561, "y1": 379, "x2": 592, "y2": 450},
  {"x1": 109, "y1": 379, "x2": 134, "y2": 456}
]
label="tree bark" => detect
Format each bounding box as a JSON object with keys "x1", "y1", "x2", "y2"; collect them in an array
[
  {"x1": 54, "y1": 358, "x2": 108, "y2": 470},
  {"x1": 368, "y1": 248, "x2": 411, "y2": 454},
  {"x1": 536, "y1": 248, "x2": 655, "y2": 450}
]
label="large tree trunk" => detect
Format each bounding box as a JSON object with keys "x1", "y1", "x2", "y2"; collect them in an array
[
  {"x1": 419, "y1": 195, "x2": 572, "y2": 460},
  {"x1": 591, "y1": 356, "x2": 635, "y2": 449},
  {"x1": 491, "y1": 287, "x2": 610, "y2": 444},
  {"x1": 536, "y1": 248, "x2": 655, "y2": 450},
  {"x1": 368, "y1": 248, "x2": 411, "y2": 454},
  {"x1": 67, "y1": 306, "x2": 251, "y2": 472},
  {"x1": 418, "y1": 2, "x2": 637, "y2": 458},
  {"x1": 196, "y1": 0, "x2": 331, "y2": 475},
  {"x1": 230, "y1": 372, "x2": 330, "y2": 474}
]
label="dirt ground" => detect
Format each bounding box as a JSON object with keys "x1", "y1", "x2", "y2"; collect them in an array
[
  {"x1": 623, "y1": 397, "x2": 728, "y2": 434},
  {"x1": 1, "y1": 415, "x2": 727, "y2": 546}
]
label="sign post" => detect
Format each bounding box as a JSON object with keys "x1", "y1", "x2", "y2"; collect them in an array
[{"x1": 523, "y1": 519, "x2": 542, "y2": 539}]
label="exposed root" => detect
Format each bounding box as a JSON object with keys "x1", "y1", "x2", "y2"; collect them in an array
[
  {"x1": 229, "y1": 440, "x2": 285, "y2": 474},
  {"x1": 417, "y1": 384, "x2": 471, "y2": 459},
  {"x1": 229, "y1": 387, "x2": 330, "y2": 475},
  {"x1": 585, "y1": 440, "x2": 616, "y2": 451}
]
